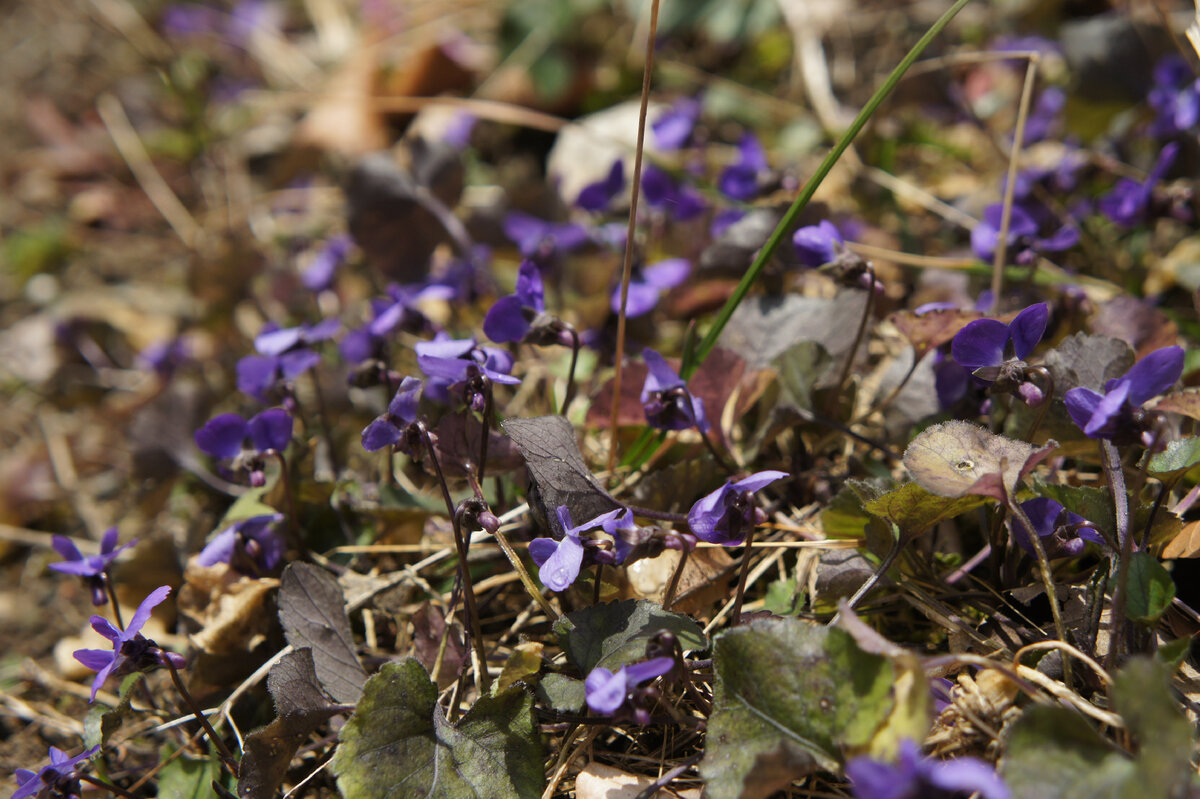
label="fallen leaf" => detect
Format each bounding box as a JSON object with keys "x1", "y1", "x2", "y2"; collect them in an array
[
  {"x1": 903, "y1": 421, "x2": 1056, "y2": 500},
  {"x1": 1162, "y1": 520, "x2": 1200, "y2": 559},
  {"x1": 575, "y1": 761, "x2": 701, "y2": 799}
]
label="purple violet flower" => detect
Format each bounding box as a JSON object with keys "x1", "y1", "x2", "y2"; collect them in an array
[
  {"x1": 1064, "y1": 345, "x2": 1184, "y2": 443},
  {"x1": 642, "y1": 166, "x2": 706, "y2": 221},
  {"x1": 612, "y1": 259, "x2": 691, "y2": 318},
  {"x1": 301, "y1": 234, "x2": 353, "y2": 292},
  {"x1": 641, "y1": 349, "x2": 708, "y2": 432},
  {"x1": 970, "y1": 203, "x2": 1078, "y2": 265},
  {"x1": 1149, "y1": 56, "x2": 1200, "y2": 137},
  {"x1": 483, "y1": 261, "x2": 572, "y2": 347},
  {"x1": 1010, "y1": 497, "x2": 1104, "y2": 558},
  {"x1": 652, "y1": 97, "x2": 701, "y2": 150},
  {"x1": 194, "y1": 408, "x2": 293, "y2": 487},
  {"x1": 361, "y1": 377, "x2": 422, "y2": 452},
  {"x1": 576, "y1": 159, "x2": 625, "y2": 211},
  {"x1": 846, "y1": 739, "x2": 1009, "y2": 799},
  {"x1": 1098, "y1": 142, "x2": 1179, "y2": 228},
  {"x1": 950, "y1": 302, "x2": 1049, "y2": 402},
  {"x1": 1021, "y1": 87, "x2": 1066, "y2": 144},
  {"x1": 529, "y1": 506, "x2": 632, "y2": 592},
  {"x1": 196, "y1": 513, "x2": 286, "y2": 574},
  {"x1": 503, "y1": 212, "x2": 591, "y2": 266},
  {"x1": 50, "y1": 528, "x2": 137, "y2": 606},
  {"x1": 792, "y1": 220, "x2": 845, "y2": 267},
  {"x1": 416, "y1": 335, "x2": 520, "y2": 409},
  {"x1": 237, "y1": 319, "x2": 339, "y2": 402},
  {"x1": 718, "y1": 132, "x2": 769, "y2": 201},
  {"x1": 688, "y1": 471, "x2": 789, "y2": 546},
  {"x1": 584, "y1": 656, "x2": 674, "y2": 720},
  {"x1": 73, "y1": 586, "x2": 187, "y2": 703},
  {"x1": 12, "y1": 745, "x2": 101, "y2": 799},
  {"x1": 137, "y1": 336, "x2": 190, "y2": 378}
]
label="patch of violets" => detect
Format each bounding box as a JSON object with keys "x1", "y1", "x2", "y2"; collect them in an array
[
  {"x1": 1064, "y1": 345, "x2": 1184, "y2": 445},
  {"x1": 641, "y1": 349, "x2": 708, "y2": 432},
  {"x1": 641, "y1": 166, "x2": 706, "y2": 221},
  {"x1": 718, "y1": 132, "x2": 769, "y2": 201},
  {"x1": 688, "y1": 471, "x2": 789, "y2": 546},
  {"x1": 612, "y1": 259, "x2": 691, "y2": 318},
  {"x1": 197, "y1": 513, "x2": 285, "y2": 574},
  {"x1": 194, "y1": 407, "x2": 292, "y2": 486},
  {"x1": 970, "y1": 202, "x2": 1078, "y2": 266},
  {"x1": 576, "y1": 159, "x2": 625, "y2": 211},
  {"x1": 1010, "y1": 498, "x2": 1104, "y2": 559},
  {"x1": 73, "y1": 586, "x2": 187, "y2": 702},
  {"x1": 1097, "y1": 142, "x2": 1178, "y2": 228},
  {"x1": 951, "y1": 302, "x2": 1049, "y2": 405},
  {"x1": 12, "y1": 745, "x2": 100, "y2": 799},
  {"x1": 237, "y1": 319, "x2": 339, "y2": 402},
  {"x1": 341, "y1": 283, "x2": 454, "y2": 364},
  {"x1": 530, "y1": 506, "x2": 638, "y2": 592},
  {"x1": 361, "y1": 376, "x2": 422, "y2": 453},
  {"x1": 846, "y1": 739, "x2": 1009, "y2": 799},
  {"x1": 584, "y1": 656, "x2": 675, "y2": 723},
  {"x1": 51, "y1": 528, "x2": 136, "y2": 606}
]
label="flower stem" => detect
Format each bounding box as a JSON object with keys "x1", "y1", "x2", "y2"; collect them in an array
[
  {"x1": 1023, "y1": 366, "x2": 1055, "y2": 443},
  {"x1": 625, "y1": 504, "x2": 689, "y2": 524},
  {"x1": 730, "y1": 525, "x2": 760, "y2": 625},
  {"x1": 662, "y1": 546, "x2": 690, "y2": 611},
  {"x1": 828, "y1": 265, "x2": 876, "y2": 415},
  {"x1": 271, "y1": 451, "x2": 302, "y2": 547},
  {"x1": 1007, "y1": 495, "x2": 1073, "y2": 688},
  {"x1": 829, "y1": 526, "x2": 904, "y2": 626},
  {"x1": 104, "y1": 572, "x2": 125, "y2": 630},
  {"x1": 1101, "y1": 438, "x2": 1132, "y2": 669},
  {"x1": 990, "y1": 53, "x2": 1039, "y2": 313},
  {"x1": 164, "y1": 657, "x2": 239, "y2": 777},
  {"x1": 79, "y1": 775, "x2": 140, "y2": 799},
  {"x1": 309, "y1": 371, "x2": 341, "y2": 478},
  {"x1": 478, "y1": 376, "x2": 493, "y2": 486},
  {"x1": 563, "y1": 325, "x2": 580, "y2": 416}
]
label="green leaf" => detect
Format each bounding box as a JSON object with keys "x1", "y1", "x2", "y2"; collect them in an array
[
  {"x1": 863, "y1": 482, "x2": 987, "y2": 538},
  {"x1": 332, "y1": 658, "x2": 544, "y2": 799},
  {"x1": 536, "y1": 673, "x2": 587, "y2": 713},
  {"x1": 699, "y1": 618, "x2": 896, "y2": 798},
  {"x1": 763, "y1": 578, "x2": 803, "y2": 617},
  {"x1": 220, "y1": 485, "x2": 278, "y2": 524},
  {"x1": 1003, "y1": 705, "x2": 1135, "y2": 799},
  {"x1": 83, "y1": 673, "x2": 139, "y2": 748},
  {"x1": 157, "y1": 744, "x2": 219, "y2": 799},
  {"x1": 1112, "y1": 657, "x2": 1193, "y2": 798},
  {"x1": 772, "y1": 340, "x2": 832, "y2": 410},
  {"x1": 1124, "y1": 552, "x2": 1175, "y2": 625},
  {"x1": 554, "y1": 599, "x2": 707, "y2": 674},
  {"x1": 1156, "y1": 636, "x2": 1192, "y2": 671},
  {"x1": 1146, "y1": 437, "x2": 1200, "y2": 480}
]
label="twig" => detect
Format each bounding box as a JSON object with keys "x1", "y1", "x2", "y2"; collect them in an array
[{"x1": 990, "y1": 54, "x2": 1039, "y2": 312}]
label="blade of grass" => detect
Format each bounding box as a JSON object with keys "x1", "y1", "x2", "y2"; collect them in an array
[{"x1": 680, "y1": 0, "x2": 975, "y2": 381}]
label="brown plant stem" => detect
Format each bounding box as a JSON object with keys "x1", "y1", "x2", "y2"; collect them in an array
[
  {"x1": 828, "y1": 265, "x2": 877, "y2": 417},
  {"x1": 730, "y1": 526, "x2": 760, "y2": 625},
  {"x1": 1007, "y1": 494, "x2": 1073, "y2": 687},
  {"x1": 1102, "y1": 438, "x2": 1132, "y2": 670},
  {"x1": 563, "y1": 327, "x2": 580, "y2": 416},
  {"x1": 164, "y1": 657, "x2": 239, "y2": 777}
]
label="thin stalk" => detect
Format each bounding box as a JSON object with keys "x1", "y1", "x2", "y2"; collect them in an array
[
  {"x1": 828, "y1": 265, "x2": 876, "y2": 415},
  {"x1": 563, "y1": 326, "x2": 580, "y2": 415},
  {"x1": 79, "y1": 775, "x2": 140, "y2": 799},
  {"x1": 478, "y1": 377, "x2": 493, "y2": 486},
  {"x1": 625, "y1": 504, "x2": 689, "y2": 524},
  {"x1": 854, "y1": 353, "x2": 921, "y2": 424},
  {"x1": 309, "y1": 372, "x2": 341, "y2": 478},
  {"x1": 1102, "y1": 439, "x2": 1132, "y2": 669},
  {"x1": 633, "y1": 753, "x2": 704, "y2": 799},
  {"x1": 1007, "y1": 497, "x2": 1073, "y2": 687},
  {"x1": 662, "y1": 546, "x2": 690, "y2": 610},
  {"x1": 684, "y1": 0, "x2": 975, "y2": 380},
  {"x1": 271, "y1": 451, "x2": 301, "y2": 544},
  {"x1": 491, "y1": 526, "x2": 560, "y2": 621},
  {"x1": 730, "y1": 525, "x2": 760, "y2": 625},
  {"x1": 593, "y1": 563, "x2": 604, "y2": 605},
  {"x1": 829, "y1": 528, "x2": 904, "y2": 626},
  {"x1": 607, "y1": 0, "x2": 661, "y2": 475},
  {"x1": 1023, "y1": 366, "x2": 1055, "y2": 443},
  {"x1": 1140, "y1": 478, "x2": 1175, "y2": 550},
  {"x1": 164, "y1": 658, "x2": 239, "y2": 777},
  {"x1": 104, "y1": 572, "x2": 125, "y2": 630},
  {"x1": 990, "y1": 54, "x2": 1039, "y2": 313},
  {"x1": 681, "y1": 386, "x2": 738, "y2": 475}
]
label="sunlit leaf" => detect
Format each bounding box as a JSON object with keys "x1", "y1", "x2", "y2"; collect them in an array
[
  {"x1": 1145, "y1": 436, "x2": 1200, "y2": 479},
  {"x1": 1125, "y1": 552, "x2": 1175, "y2": 625},
  {"x1": 863, "y1": 481, "x2": 988, "y2": 538},
  {"x1": 1161, "y1": 520, "x2": 1200, "y2": 559},
  {"x1": 902, "y1": 420, "x2": 1055, "y2": 500},
  {"x1": 554, "y1": 599, "x2": 706, "y2": 674}
]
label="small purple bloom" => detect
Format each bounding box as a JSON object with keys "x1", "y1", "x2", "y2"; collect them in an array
[
  {"x1": 576, "y1": 159, "x2": 625, "y2": 211},
  {"x1": 584, "y1": 656, "x2": 674, "y2": 717},
  {"x1": 1022, "y1": 87, "x2": 1065, "y2": 144},
  {"x1": 50, "y1": 528, "x2": 136, "y2": 606},
  {"x1": 1010, "y1": 497, "x2": 1104, "y2": 558},
  {"x1": 951, "y1": 302, "x2": 1049, "y2": 378},
  {"x1": 652, "y1": 97, "x2": 701, "y2": 150},
  {"x1": 846, "y1": 739, "x2": 1009, "y2": 799},
  {"x1": 1149, "y1": 55, "x2": 1200, "y2": 136},
  {"x1": 301, "y1": 234, "x2": 353, "y2": 292},
  {"x1": 718, "y1": 132, "x2": 768, "y2": 201},
  {"x1": 503, "y1": 212, "x2": 591, "y2": 265},
  {"x1": 530, "y1": 506, "x2": 632, "y2": 592},
  {"x1": 137, "y1": 336, "x2": 190, "y2": 377},
  {"x1": 195, "y1": 408, "x2": 293, "y2": 459},
  {"x1": 642, "y1": 166, "x2": 706, "y2": 221},
  {"x1": 641, "y1": 349, "x2": 708, "y2": 432},
  {"x1": 12, "y1": 745, "x2": 101, "y2": 799},
  {"x1": 361, "y1": 376, "x2": 422, "y2": 452},
  {"x1": 1098, "y1": 142, "x2": 1179, "y2": 227},
  {"x1": 196, "y1": 513, "x2": 286, "y2": 574},
  {"x1": 970, "y1": 203, "x2": 1078, "y2": 265},
  {"x1": 237, "y1": 319, "x2": 339, "y2": 402},
  {"x1": 792, "y1": 220, "x2": 845, "y2": 267},
  {"x1": 1064, "y1": 345, "x2": 1184, "y2": 442},
  {"x1": 688, "y1": 471, "x2": 788, "y2": 545},
  {"x1": 161, "y1": 3, "x2": 223, "y2": 38},
  {"x1": 612, "y1": 259, "x2": 691, "y2": 317},
  {"x1": 416, "y1": 336, "x2": 520, "y2": 409},
  {"x1": 484, "y1": 261, "x2": 548, "y2": 343},
  {"x1": 73, "y1": 586, "x2": 187, "y2": 702}
]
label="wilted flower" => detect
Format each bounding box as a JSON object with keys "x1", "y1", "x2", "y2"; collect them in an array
[
  {"x1": 50, "y1": 528, "x2": 136, "y2": 606},
  {"x1": 846, "y1": 739, "x2": 1009, "y2": 799},
  {"x1": 792, "y1": 220, "x2": 844, "y2": 267},
  {"x1": 688, "y1": 471, "x2": 789, "y2": 545},
  {"x1": 1010, "y1": 498, "x2": 1104, "y2": 558},
  {"x1": 196, "y1": 513, "x2": 285, "y2": 575},
  {"x1": 585, "y1": 656, "x2": 674, "y2": 722},
  {"x1": 1098, "y1": 142, "x2": 1178, "y2": 228},
  {"x1": 718, "y1": 132, "x2": 769, "y2": 201},
  {"x1": 12, "y1": 745, "x2": 101, "y2": 799},
  {"x1": 640, "y1": 349, "x2": 708, "y2": 432},
  {"x1": 194, "y1": 408, "x2": 293, "y2": 486},
  {"x1": 74, "y1": 586, "x2": 187, "y2": 702},
  {"x1": 612, "y1": 259, "x2": 691, "y2": 318},
  {"x1": 576, "y1": 159, "x2": 625, "y2": 211},
  {"x1": 529, "y1": 506, "x2": 632, "y2": 592},
  {"x1": 1064, "y1": 345, "x2": 1184, "y2": 444},
  {"x1": 237, "y1": 319, "x2": 339, "y2": 402}
]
